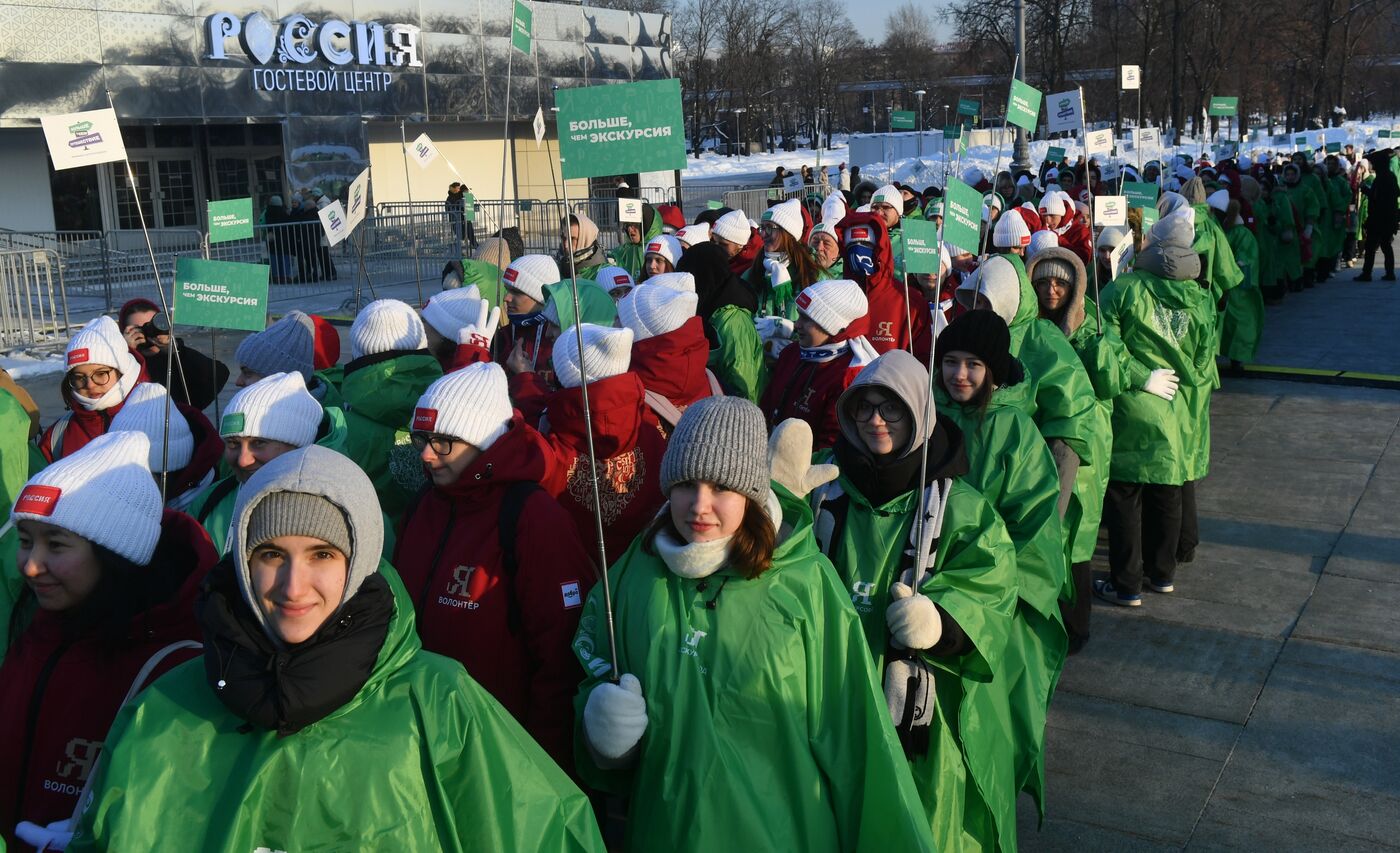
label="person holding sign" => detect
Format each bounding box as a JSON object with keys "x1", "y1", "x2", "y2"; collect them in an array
[
  {"x1": 744, "y1": 199, "x2": 819, "y2": 321},
  {"x1": 573, "y1": 397, "x2": 939, "y2": 853},
  {"x1": 71, "y1": 446, "x2": 605, "y2": 852},
  {"x1": 610, "y1": 202, "x2": 662, "y2": 281},
  {"x1": 2, "y1": 432, "x2": 218, "y2": 851},
  {"x1": 38, "y1": 317, "x2": 149, "y2": 464}
]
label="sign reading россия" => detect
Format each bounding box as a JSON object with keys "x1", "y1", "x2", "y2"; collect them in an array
[
  {"x1": 205, "y1": 11, "x2": 420, "y2": 93},
  {"x1": 558, "y1": 79, "x2": 687, "y2": 179}
]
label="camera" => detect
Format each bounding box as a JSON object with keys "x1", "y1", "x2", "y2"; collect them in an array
[{"x1": 140, "y1": 313, "x2": 170, "y2": 339}]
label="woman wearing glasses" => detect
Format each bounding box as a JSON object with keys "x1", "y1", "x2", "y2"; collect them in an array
[
  {"x1": 393, "y1": 363, "x2": 593, "y2": 772},
  {"x1": 38, "y1": 317, "x2": 149, "y2": 463},
  {"x1": 810, "y1": 349, "x2": 1022, "y2": 853},
  {"x1": 742, "y1": 199, "x2": 821, "y2": 322}
]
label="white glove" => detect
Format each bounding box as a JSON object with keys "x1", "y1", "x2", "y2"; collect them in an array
[
  {"x1": 886, "y1": 582, "x2": 943, "y2": 650},
  {"x1": 1303, "y1": 224, "x2": 1314, "y2": 239},
  {"x1": 16, "y1": 818, "x2": 74, "y2": 851},
  {"x1": 768, "y1": 418, "x2": 839, "y2": 499},
  {"x1": 583, "y1": 673, "x2": 648, "y2": 760},
  {"x1": 754, "y1": 315, "x2": 795, "y2": 343},
  {"x1": 456, "y1": 299, "x2": 501, "y2": 350},
  {"x1": 763, "y1": 257, "x2": 792, "y2": 290},
  {"x1": 1142, "y1": 368, "x2": 1179, "y2": 401}
]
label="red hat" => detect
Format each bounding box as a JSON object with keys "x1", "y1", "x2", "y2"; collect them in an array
[
  {"x1": 656, "y1": 203, "x2": 686, "y2": 233},
  {"x1": 309, "y1": 314, "x2": 340, "y2": 370},
  {"x1": 117, "y1": 297, "x2": 160, "y2": 329}
]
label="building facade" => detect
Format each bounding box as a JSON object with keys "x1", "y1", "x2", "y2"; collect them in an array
[{"x1": 0, "y1": 0, "x2": 672, "y2": 232}]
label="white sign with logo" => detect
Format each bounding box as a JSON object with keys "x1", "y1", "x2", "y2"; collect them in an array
[
  {"x1": 1085, "y1": 128, "x2": 1115, "y2": 158},
  {"x1": 408, "y1": 133, "x2": 440, "y2": 169},
  {"x1": 345, "y1": 167, "x2": 370, "y2": 231},
  {"x1": 533, "y1": 107, "x2": 547, "y2": 149},
  {"x1": 1047, "y1": 89, "x2": 1084, "y2": 134},
  {"x1": 318, "y1": 200, "x2": 350, "y2": 246},
  {"x1": 41, "y1": 108, "x2": 127, "y2": 171},
  {"x1": 618, "y1": 198, "x2": 643, "y2": 223},
  {"x1": 1108, "y1": 233, "x2": 1135, "y2": 279},
  {"x1": 1099, "y1": 160, "x2": 1123, "y2": 182},
  {"x1": 1121, "y1": 65, "x2": 1141, "y2": 90},
  {"x1": 1136, "y1": 127, "x2": 1161, "y2": 155},
  {"x1": 1094, "y1": 195, "x2": 1128, "y2": 227},
  {"x1": 782, "y1": 173, "x2": 804, "y2": 193}
]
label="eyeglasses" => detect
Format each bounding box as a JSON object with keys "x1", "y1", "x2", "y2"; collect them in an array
[
  {"x1": 67, "y1": 368, "x2": 116, "y2": 390},
  {"x1": 854, "y1": 399, "x2": 906, "y2": 423},
  {"x1": 410, "y1": 431, "x2": 460, "y2": 455}
]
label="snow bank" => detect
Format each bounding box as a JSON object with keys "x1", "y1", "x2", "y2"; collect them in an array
[{"x1": 1, "y1": 350, "x2": 66, "y2": 380}]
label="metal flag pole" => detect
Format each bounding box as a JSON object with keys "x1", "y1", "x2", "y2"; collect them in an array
[
  {"x1": 399, "y1": 120, "x2": 424, "y2": 305},
  {"x1": 1080, "y1": 89, "x2": 1104, "y2": 336},
  {"x1": 979, "y1": 54, "x2": 1020, "y2": 265},
  {"x1": 499, "y1": 29, "x2": 516, "y2": 255},
  {"x1": 560, "y1": 163, "x2": 620, "y2": 683},
  {"x1": 200, "y1": 232, "x2": 221, "y2": 423},
  {"x1": 106, "y1": 90, "x2": 184, "y2": 502}
]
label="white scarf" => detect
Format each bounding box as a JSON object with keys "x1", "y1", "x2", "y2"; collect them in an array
[
  {"x1": 71, "y1": 359, "x2": 140, "y2": 412},
  {"x1": 656, "y1": 491, "x2": 784, "y2": 579},
  {"x1": 798, "y1": 340, "x2": 850, "y2": 363}
]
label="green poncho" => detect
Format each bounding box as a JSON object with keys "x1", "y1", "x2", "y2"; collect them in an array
[
  {"x1": 707, "y1": 303, "x2": 768, "y2": 402},
  {"x1": 1271, "y1": 190, "x2": 1303, "y2": 282},
  {"x1": 72, "y1": 565, "x2": 605, "y2": 853},
  {"x1": 1221, "y1": 221, "x2": 1263, "y2": 362},
  {"x1": 573, "y1": 486, "x2": 938, "y2": 853},
  {"x1": 341, "y1": 350, "x2": 443, "y2": 521},
  {"x1": 0, "y1": 387, "x2": 31, "y2": 658}
]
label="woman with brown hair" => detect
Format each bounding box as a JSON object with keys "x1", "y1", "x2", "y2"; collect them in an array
[
  {"x1": 744, "y1": 198, "x2": 820, "y2": 320},
  {"x1": 572, "y1": 397, "x2": 935, "y2": 853}
]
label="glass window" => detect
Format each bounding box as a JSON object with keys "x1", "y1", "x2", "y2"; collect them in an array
[
  {"x1": 113, "y1": 161, "x2": 153, "y2": 230},
  {"x1": 212, "y1": 157, "x2": 250, "y2": 201},
  {"x1": 207, "y1": 125, "x2": 246, "y2": 147},
  {"x1": 252, "y1": 155, "x2": 284, "y2": 211},
  {"x1": 158, "y1": 159, "x2": 198, "y2": 227},
  {"x1": 120, "y1": 125, "x2": 148, "y2": 149},
  {"x1": 250, "y1": 124, "x2": 283, "y2": 147},
  {"x1": 49, "y1": 164, "x2": 103, "y2": 233},
  {"x1": 153, "y1": 126, "x2": 193, "y2": 148}
]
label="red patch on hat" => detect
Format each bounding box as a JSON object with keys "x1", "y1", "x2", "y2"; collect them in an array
[
  {"x1": 15, "y1": 484, "x2": 61, "y2": 517},
  {"x1": 647, "y1": 242, "x2": 663, "y2": 253},
  {"x1": 613, "y1": 274, "x2": 630, "y2": 285},
  {"x1": 848, "y1": 227, "x2": 870, "y2": 242},
  {"x1": 503, "y1": 267, "x2": 519, "y2": 282},
  {"x1": 1018, "y1": 234, "x2": 1032, "y2": 247},
  {"x1": 796, "y1": 292, "x2": 813, "y2": 310},
  {"x1": 67, "y1": 348, "x2": 90, "y2": 366},
  {"x1": 412, "y1": 407, "x2": 438, "y2": 431}
]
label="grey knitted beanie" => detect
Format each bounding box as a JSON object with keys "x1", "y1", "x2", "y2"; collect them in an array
[
  {"x1": 246, "y1": 491, "x2": 353, "y2": 562},
  {"x1": 660, "y1": 396, "x2": 769, "y2": 504},
  {"x1": 1030, "y1": 256, "x2": 1076, "y2": 286},
  {"x1": 235, "y1": 310, "x2": 315, "y2": 381}
]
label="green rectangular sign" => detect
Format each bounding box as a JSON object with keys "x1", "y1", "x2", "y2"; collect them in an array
[
  {"x1": 902, "y1": 218, "x2": 942, "y2": 275},
  {"x1": 172, "y1": 257, "x2": 269, "y2": 332},
  {"x1": 1139, "y1": 205, "x2": 1159, "y2": 231},
  {"x1": 1325, "y1": 141, "x2": 1342, "y2": 153},
  {"x1": 1122, "y1": 180, "x2": 1160, "y2": 210},
  {"x1": 1379, "y1": 130, "x2": 1392, "y2": 139},
  {"x1": 943, "y1": 124, "x2": 960, "y2": 139},
  {"x1": 1207, "y1": 96, "x2": 1238, "y2": 117},
  {"x1": 462, "y1": 192, "x2": 475, "y2": 222},
  {"x1": 511, "y1": 0, "x2": 532, "y2": 54},
  {"x1": 890, "y1": 110, "x2": 916, "y2": 131},
  {"x1": 1007, "y1": 79, "x2": 1042, "y2": 132},
  {"x1": 957, "y1": 98, "x2": 980, "y2": 117},
  {"x1": 942, "y1": 178, "x2": 983, "y2": 256},
  {"x1": 1046, "y1": 146, "x2": 1066, "y2": 163},
  {"x1": 558, "y1": 78, "x2": 687, "y2": 179},
  {"x1": 207, "y1": 198, "x2": 254, "y2": 244},
  {"x1": 1294, "y1": 135, "x2": 1308, "y2": 147}
]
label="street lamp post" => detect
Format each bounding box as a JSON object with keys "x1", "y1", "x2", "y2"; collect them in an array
[
  {"x1": 733, "y1": 107, "x2": 747, "y2": 156},
  {"x1": 915, "y1": 89, "x2": 927, "y2": 157},
  {"x1": 1011, "y1": 0, "x2": 1032, "y2": 172}
]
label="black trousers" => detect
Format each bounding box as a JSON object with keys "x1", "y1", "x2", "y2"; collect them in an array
[
  {"x1": 1178, "y1": 480, "x2": 1199, "y2": 561},
  {"x1": 1104, "y1": 481, "x2": 1183, "y2": 595},
  {"x1": 1061, "y1": 560, "x2": 1092, "y2": 654},
  {"x1": 1362, "y1": 230, "x2": 1396, "y2": 276}
]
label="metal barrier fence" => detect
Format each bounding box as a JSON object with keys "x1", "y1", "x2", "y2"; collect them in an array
[{"x1": 0, "y1": 248, "x2": 69, "y2": 350}]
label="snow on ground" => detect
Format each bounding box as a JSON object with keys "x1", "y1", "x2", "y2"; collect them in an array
[
  {"x1": 680, "y1": 143, "x2": 851, "y2": 182},
  {"x1": 1, "y1": 350, "x2": 67, "y2": 380}
]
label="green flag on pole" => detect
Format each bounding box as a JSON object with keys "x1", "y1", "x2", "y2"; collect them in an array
[
  {"x1": 512, "y1": 0, "x2": 532, "y2": 54},
  {"x1": 1007, "y1": 79, "x2": 1042, "y2": 131},
  {"x1": 1206, "y1": 96, "x2": 1238, "y2": 117},
  {"x1": 558, "y1": 79, "x2": 687, "y2": 179},
  {"x1": 942, "y1": 178, "x2": 984, "y2": 256}
]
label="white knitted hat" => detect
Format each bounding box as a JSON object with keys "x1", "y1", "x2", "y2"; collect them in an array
[
  {"x1": 993, "y1": 210, "x2": 1032, "y2": 248},
  {"x1": 644, "y1": 234, "x2": 683, "y2": 268},
  {"x1": 504, "y1": 254, "x2": 562, "y2": 303},
  {"x1": 618, "y1": 283, "x2": 698, "y2": 341},
  {"x1": 795, "y1": 279, "x2": 869, "y2": 335},
  {"x1": 870, "y1": 184, "x2": 902, "y2": 218},
  {"x1": 65, "y1": 315, "x2": 136, "y2": 374},
  {"x1": 350, "y1": 299, "x2": 428, "y2": 359},
  {"x1": 712, "y1": 210, "x2": 752, "y2": 246},
  {"x1": 11, "y1": 431, "x2": 162, "y2": 564},
  {"x1": 675, "y1": 223, "x2": 710, "y2": 247},
  {"x1": 820, "y1": 191, "x2": 847, "y2": 224},
  {"x1": 422, "y1": 288, "x2": 486, "y2": 339},
  {"x1": 596, "y1": 265, "x2": 635, "y2": 293},
  {"x1": 1038, "y1": 193, "x2": 1067, "y2": 216},
  {"x1": 222, "y1": 371, "x2": 321, "y2": 448},
  {"x1": 809, "y1": 221, "x2": 840, "y2": 245},
  {"x1": 762, "y1": 199, "x2": 804, "y2": 240},
  {"x1": 109, "y1": 381, "x2": 193, "y2": 473},
  {"x1": 412, "y1": 362, "x2": 512, "y2": 451},
  {"x1": 552, "y1": 323, "x2": 634, "y2": 388},
  {"x1": 1206, "y1": 189, "x2": 1231, "y2": 213},
  {"x1": 644, "y1": 271, "x2": 696, "y2": 293},
  {"x1": 1027, "y1": 229, "x2": 1060, "y2": 259}
]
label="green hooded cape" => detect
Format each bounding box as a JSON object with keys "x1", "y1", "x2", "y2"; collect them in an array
[
  {"x1": 0, "y1": 387, "x2": 31, "y2": 658},
  {"x1": 341, "y1": 351, "x2": 443, "y2": 521},
  {"x1": 573, "y1": 486, "x2": 938, "y2": 853},
  {"x1": 71, "y1": 564, "x2": 605, "y2": 852},
  {"x1": 609, "y1": 208, "x2": 664, "y2": 280},
  {"x1": 1221, "y1": 221, "x2": 1263, "y2": 362}
]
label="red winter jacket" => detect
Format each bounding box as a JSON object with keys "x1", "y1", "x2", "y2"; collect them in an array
[
  {"x1": 500, "y1": 321, "x2": 557, "y2": 427},
  {"x1": 1057, "y1": 217, "x2": 1094, "y2": 266},
  {"x1": 394, "y1": 416, "x2": 591, "y2": 771},
  {"x1": 630, "y1": 316, "x2": 713, "y2": 412},
  {"x1": 37, "y1": 351, "x2": 151, "y2": 463},
  {"x1": 0, "y1": 510, "x2": 216, "y2": 844},
  {"x1": 759, "y1": 336, "x2": 857, "y2": 449},
  {"x1": 540, "y1": 372, "x2": 668, "y2": 564},
  {"x1": 835, "y1": 211, "x2": 932, "y2": 359},
  {"x1": 728, "y1": 229, "x2": 764, "y2": 277}
]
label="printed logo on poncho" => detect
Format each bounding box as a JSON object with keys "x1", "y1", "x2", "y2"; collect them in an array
[
  {"x1": 16, "y1": 485, "x2": 61, "y2": 516},
  {"x1": 565, "y1": 447, "x2": 645, "y2": 526},
  {"x1": 850, "y1": 580, "x2": 876, "y2": 613},
  {"x1": 561, "y1": 581, "x2": 582, "y2": 609},
  {"x1": 412, "y1": 407, "x2": 438, "y2": 431},
  {"x1": 220, "y1": 412, "x2": 246, "y2": 436},
  {"x1": 1149, "y1": 304, "x2": 1192, "y2": 347},
  {"x1": 66, "y1": 348, "x2": 90, "y2": 366}
]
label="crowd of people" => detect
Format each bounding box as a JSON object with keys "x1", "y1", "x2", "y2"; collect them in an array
[{"x1": 0, "y1": 139, "x2": 1397, "y2": 852}]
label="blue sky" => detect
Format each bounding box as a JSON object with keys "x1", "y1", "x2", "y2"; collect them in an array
[{"x1": 847, "y1": 0, "x2": 953, "y2": 41}]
